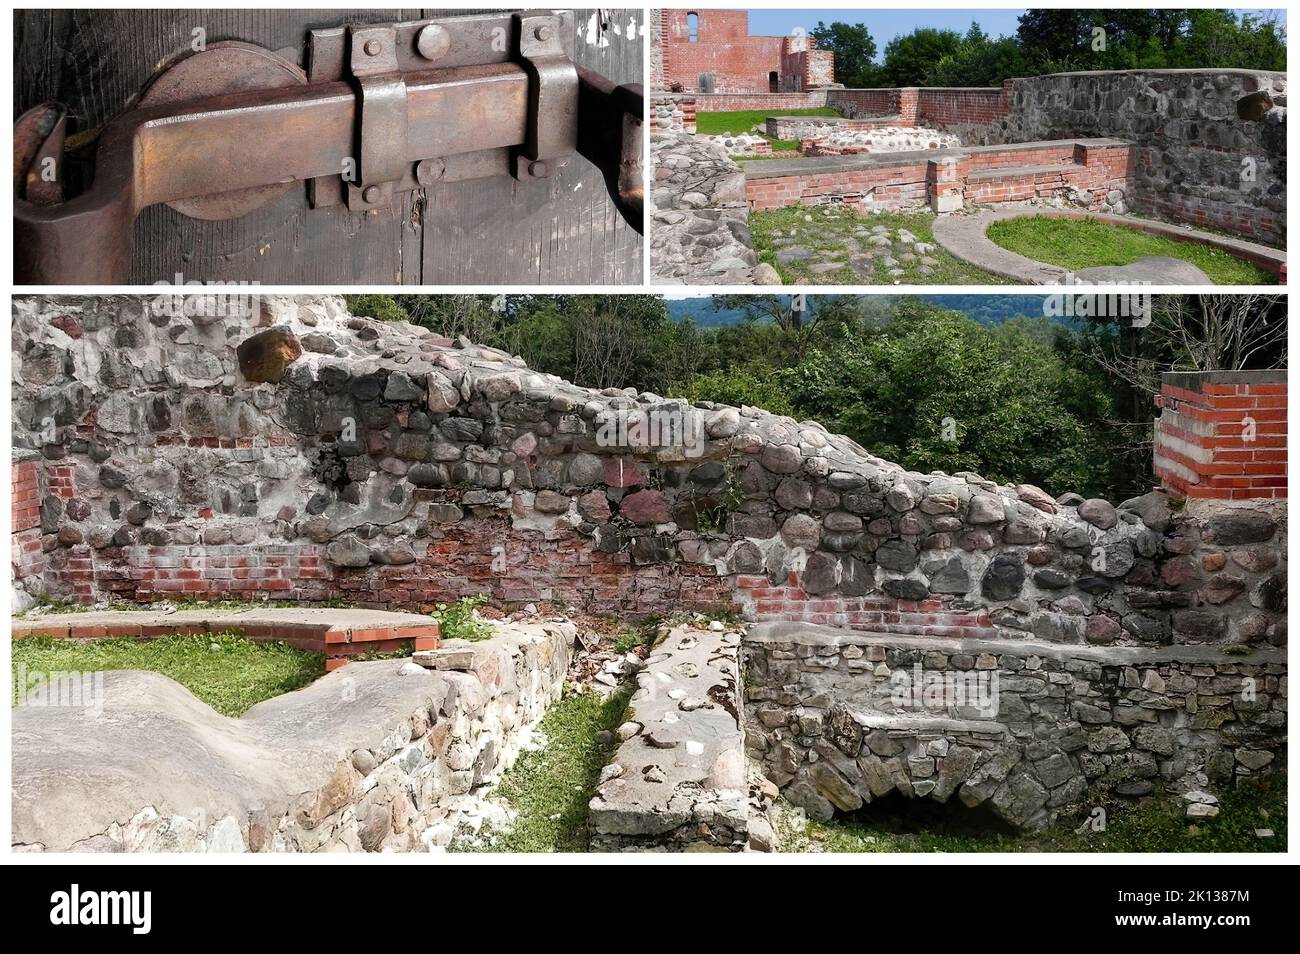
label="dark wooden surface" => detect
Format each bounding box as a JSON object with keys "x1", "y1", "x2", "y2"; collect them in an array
[{"x1": 13, "y1": 8, "x2": 644, "y2": 285}]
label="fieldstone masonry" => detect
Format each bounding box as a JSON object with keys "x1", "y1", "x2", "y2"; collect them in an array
[
  {"x1": 13, "y1": 618, "x2": 573, "y2": 851},
  {"x1": 651, "y1": 134, "x2": 768, "y2": 284},
  {"x1": 10, "y1": 295, "x2": 1287, "y2": 843},
  {"x1": 745, "y1": 622, "x2": 1284, "y2": 830}
]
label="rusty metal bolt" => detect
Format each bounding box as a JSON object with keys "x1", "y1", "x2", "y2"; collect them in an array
[
  {"x1": 416, "y1": 158, "x2": 446, "y2": 186},
  {"x1": 417, "y1": 24, "x2": 451, "y2": 61},
  {"x1": 362, "y1": 185, "x2": 382, "y2": 203},
  {"x1": 528, "y1": 160, "x2": 549, "y2": 178},
  {"x1": 534, "y1": 24, "x2": 553, "y2": 42},
  {"x1": 363, "y1": 39, "x2": 382, "y2": 56}
]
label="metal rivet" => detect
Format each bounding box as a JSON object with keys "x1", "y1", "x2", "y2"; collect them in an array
[
  {"x1": 362, "y1": 185, "x2": 382, "y2": 203},
  {"x1": 528, "y1": 160, "x2": 549, "y2": 178},
  {"x1": 363, "y1": 39, "x2": 382, "y2": 56},
  {"x1": 417, "y1": 24, "x2": 451, "y2": 61},
  {"x1": 416, "y1": 158, "x2": 446, "y2": 185},
  {"x1": 534, "y1": 24, "x2": 553, "y2": 42}
]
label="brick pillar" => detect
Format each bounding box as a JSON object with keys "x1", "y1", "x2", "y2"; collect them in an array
[
  {"x1": 897, "y1": 87, "x2": 919, "y2": 125},
  {"x1": 1154, "y1": 370, "x2": 1287, "y2": 499},
  {"x1": 928, "y1": 156, "x2": 964, "y2": 212},
  {"x1": 1001, "y1": 78, "x2": 1015, "y2": 116},
  {"x1": 11, "y1": 458, "x2": 47, "y2": 587}
]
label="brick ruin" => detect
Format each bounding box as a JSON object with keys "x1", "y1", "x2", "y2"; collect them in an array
[
  {"x1": 657, "y1": 9, "x2": 833, "y2": 94},
  {"x1": 9, "y1": 294, "x2": 1288, "y2": 844},
  {"x1": 652, "y1": 61, "x2": 1286, "y2": 250}
]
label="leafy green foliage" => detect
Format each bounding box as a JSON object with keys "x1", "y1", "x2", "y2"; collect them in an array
[
  {"x1": 1015, "y1": 8, "x2": 1286, "y2": 75},
  {"x1": 883, "y1": 28, "x2": 963, "y2": 87},
  {"x1": 770, "y1": 305, "x2": 1115, "y2": 496},
  {"x1": 809, "y1": 22, "x2": 885, "y2": 88},
  {"x1": 987, "y1": 216, "x2": 1278, "y2": 286},
  {"x1": 12, "y1": 633, "x2": 324, "y2": 716},
  {"x1": 925, "y1": 27, "x2": 1029, "y2": 88},
  {"x1": 834, "y1": 10, "x2": 1286, "y2": 90},
  {"x1": 431, "y1": 595, "x2": 493, "y2": 642}
]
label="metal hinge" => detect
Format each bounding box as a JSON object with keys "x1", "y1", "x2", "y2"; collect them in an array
[{"x1": 13, "y1": 10, "x2": 643, "y2": 283}]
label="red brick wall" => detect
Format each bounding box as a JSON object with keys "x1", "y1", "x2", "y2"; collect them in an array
[
  {"x1": 661, "y1": 9, "x2": 788, "y2": 93},
  {"x1": 11, "y1": 461, "x2": 45, "y2": 586},
  {"x1": 826, "y1": 89, "x2": 900, "y2": 117},
  {"x1": 916, "y1": 85, "x2": 1011, "y2": 126},
  {"x1": 1155, "y1": 371, "x2": 1287, "y2": 500},
  {"x1": 746, "y1": 140, "x2": 1136, "y2": 213},
  {"x1": 11, "y1": 460, "x2": 40, "y2": 533},
  {"x1": 736, "y1": 576, "x2": 996, "y2": 637}
]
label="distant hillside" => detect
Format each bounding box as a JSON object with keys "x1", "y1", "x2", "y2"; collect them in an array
[{"x1": 666, "y1": 294, "x2": 1055, "y2": 326}]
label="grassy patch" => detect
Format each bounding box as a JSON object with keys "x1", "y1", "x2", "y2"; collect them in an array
[
  {"x1": 430, "y1": 595, "x2": 493, "y2": 642},
  {"x1": 12, "y1": 632, "x2": 325, "y2": 717},
  {"x1": 779, "y1": 773, "x2": 1287, "y2": 853},
  {"x1": 986, "y1": 215, "x2": 1277, "y2": 285},
  {"x1": 750, "y1": 205, "x2": 1009, "y2": 285},
  {"x1": 451, "y1": 688, "x2": 629, "y2": 852},
  {"x1": 695, "y1": 107, "x2": 839, "y2": 138}
]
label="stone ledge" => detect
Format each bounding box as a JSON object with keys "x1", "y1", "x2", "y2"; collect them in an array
[
  {"x1": 747, "y1": 620, "x2": 1287, "y2": 666},
  {"x1": 588, "y1": 623, "x2": 748, "y2": 850},
  {"x1": 12, "y1": 618, "x2": 572, "y2": 852}
]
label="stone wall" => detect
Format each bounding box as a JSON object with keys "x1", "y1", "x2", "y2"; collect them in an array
[
  {"x1": 1001, "y1": 70, "x2": 1287, "y2": 245},
  {"x1": 651, "y1": 135, "x2": 760, "y2": 284},
  {"x1": 10, "y1": 296, "x2": 1286, "y2": 654},
  {"x1": 13, "y1": 619, "x2": 573, "y2": 852},
  {"x1": 651, "y1": 94, "x2": 697, "y2": 134},
  {"x1": 744, "y1": 622, "x2": 1285, "y2": 830},
  {"x1": 672, "y1": 69, "x2": 1286, "y2": 244}
]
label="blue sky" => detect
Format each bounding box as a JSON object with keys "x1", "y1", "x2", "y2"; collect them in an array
[{"x1": 743, "y1": 8, "x2": 1286, "y2": 60}]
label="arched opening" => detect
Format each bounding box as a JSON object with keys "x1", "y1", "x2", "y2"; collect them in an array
[
  {"x1": 769, "y1": 71, "x2": 779, "y2": 92},
  {"x1": 839, "y1": 791, "x2": 1020, "y2": 840},
  {"x1": 687, "y1": 12, "x2": 698, "y2": 43}
]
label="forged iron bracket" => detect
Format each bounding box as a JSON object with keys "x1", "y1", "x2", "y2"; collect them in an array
[{"x1": 13, "y1": 9, "x2": 642, "y2": 284}]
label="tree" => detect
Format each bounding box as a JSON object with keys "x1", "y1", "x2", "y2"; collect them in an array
[
  {"x1": 1015, "y1": 8, "x2": 1286, "y2": 74},
  {"x1": 809, "y1": 21, "x2": 884, "y2": 88},
  {"x1": 882, "y1": 28, "x2": 962, "y2": 87},
  {"x1": 925, "y1": 30, "x2": 1029, "y2": 87}
]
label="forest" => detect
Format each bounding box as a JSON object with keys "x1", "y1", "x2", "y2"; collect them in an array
[
  {"x1": 809, "y1": 8, "x2": 1287, "y2": 89},
  {"x1": 345, "y1": 294, "x2": 1286, "y2": 503}
]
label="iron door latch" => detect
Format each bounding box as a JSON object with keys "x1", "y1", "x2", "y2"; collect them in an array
[{"x1": 13, "y1": 11, "x2": 644, "y2": 284}]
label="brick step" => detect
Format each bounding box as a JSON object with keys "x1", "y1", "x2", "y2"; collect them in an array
[
  {"x1": 966, "y1": 161, "x2": 1086, "y2": 181},
  {"x1": 11, "y1": 607, "x2": 440, "y2": 670}
]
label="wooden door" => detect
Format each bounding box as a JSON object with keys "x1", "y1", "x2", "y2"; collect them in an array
[{"x1": 13, "y1": 8, "x2": 644, "y2": 284}]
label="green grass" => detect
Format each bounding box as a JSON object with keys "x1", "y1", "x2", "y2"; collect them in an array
[
  {"x1": 986, "y1": 215, "x2": 1277, "y2": 285},
  {"x1": 750, "y1": 205, "x2": 1009, "y2": 285},
  {"x1": 695, "y1": 107, "x2": 839, "y2": 138},
  {"x1": 12, "y1": 632, "x2": 325, "y2": 717},
  {"x1": 430, "y1": 595, "x2": 493, "y2": 642},
  {"x1": 779, "y1": 772, "x2": 1287, "y2": 853},
  {"x1": 451, "y1": 688, "x2": 629, "y2": 852}
]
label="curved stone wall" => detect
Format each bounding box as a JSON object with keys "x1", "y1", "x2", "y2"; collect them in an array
[{"x1": 10, "y1": 295, "x2": 1286, "y2": 655}]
